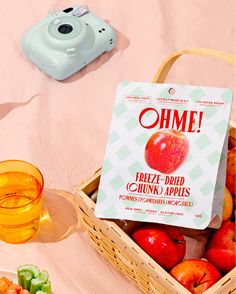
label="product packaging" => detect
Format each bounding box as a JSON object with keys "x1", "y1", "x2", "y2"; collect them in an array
[{"x1": 95, "y1": 82, "x2": 232, "y2": 229}]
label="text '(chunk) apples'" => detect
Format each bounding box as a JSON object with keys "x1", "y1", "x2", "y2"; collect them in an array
[
  {"x1": 226, "y1": 147, "x2": 236, "y2": 195},
  {"x1": 205, "y1": 221, "x2": 236, "y2": 273},
  {"x1": 132, "y1": 224, "x2": 186, "y2": 270},
  {"x1": 170, "y1": 259, "x2": 221, "y2": 294},
  {"x1": 145, "y1": 129, "x2": 189, "y2": 174}
]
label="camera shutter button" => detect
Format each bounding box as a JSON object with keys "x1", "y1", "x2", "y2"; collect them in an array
[{"x1": 72, "y1": 6, "x2": 89, "y2": 17}]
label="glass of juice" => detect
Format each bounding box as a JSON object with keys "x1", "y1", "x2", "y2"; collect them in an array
[{"x1": 0, "y1": 160, "x2": 44, "y2": 243}]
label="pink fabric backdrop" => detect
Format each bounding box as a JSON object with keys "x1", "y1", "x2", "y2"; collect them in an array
[{"x1": 0, "y1": 1, "x2": 235, "y2": 293}]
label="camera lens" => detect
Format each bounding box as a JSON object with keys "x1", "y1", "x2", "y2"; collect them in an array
[{"x1": 58, "y1": 24, "x2": 73, "y2": 34}]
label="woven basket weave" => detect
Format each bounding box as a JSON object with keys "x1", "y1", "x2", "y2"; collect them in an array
[{"x1": 76, "y1": 49, "x2": 236, "y2": 294}]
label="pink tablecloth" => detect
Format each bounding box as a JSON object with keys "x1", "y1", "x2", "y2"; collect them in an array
[{"x1": 0, "y1": 1, "x2": 235, "y2": 293}]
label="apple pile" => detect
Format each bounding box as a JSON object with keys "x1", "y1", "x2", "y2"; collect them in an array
[
  {"x1": 131, "y1": 130, "x2": 236, "y2": 294},
  {"x1": 132, "y1": 220, "x2": 235, "y2": 293}
]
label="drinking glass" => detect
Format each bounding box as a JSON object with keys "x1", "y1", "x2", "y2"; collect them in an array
[{"x1": 0, "y1": 160, "x2": 44, "y2": 243}]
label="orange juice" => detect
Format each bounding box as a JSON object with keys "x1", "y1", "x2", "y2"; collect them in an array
[{"x1": 0, "y1": 161, "x2": 44, "y2": 243}]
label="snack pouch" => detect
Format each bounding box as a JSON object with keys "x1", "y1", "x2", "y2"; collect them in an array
[{"x1": 95, "y1": 82, "x2": 232, "y2": 229}]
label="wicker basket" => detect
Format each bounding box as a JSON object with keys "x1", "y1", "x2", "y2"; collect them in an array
[{"x1": 75, "y1": 49, "x2": 236, "y2": 294}]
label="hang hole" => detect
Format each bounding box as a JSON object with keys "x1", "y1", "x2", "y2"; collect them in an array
[{"x1": 168, "y1": 88, "x2": 175, "y2": 95}]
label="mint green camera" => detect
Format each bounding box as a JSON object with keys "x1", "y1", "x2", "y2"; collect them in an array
[{"x1": 21, "y1": 6, "x2": 116, "y2": 80}]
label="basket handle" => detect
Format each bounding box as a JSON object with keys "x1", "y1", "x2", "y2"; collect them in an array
[{"x1": 153, "y1": 48, "x2": 236, "y2": 83}]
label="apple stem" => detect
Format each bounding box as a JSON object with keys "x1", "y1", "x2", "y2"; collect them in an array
[
  {"x1": 194, "y1": 272, "x2": 207, "y2": 288},
  {"x1": 174, "y1": 240, "x2": 186, "y2": 244}
]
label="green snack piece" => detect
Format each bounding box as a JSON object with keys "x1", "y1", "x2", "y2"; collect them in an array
[
  {"x1": 17, "y1": 265, "x2": 52, "y2": 294},
  {"x1": 17, "y1": 265, "x2": 40, "y2": 279},
  {"x1": 30, "y1": 271, "x2": 49, "y2": 294},
  {"x1": 18, "y1": 271, "x2": 33, "y2": 290},
  {"x1": 17, "y1": 265, "x2": 40, "y2": 290},
  {"x1": 42, "y1": 281, "x2": 51, "y2": 294}
]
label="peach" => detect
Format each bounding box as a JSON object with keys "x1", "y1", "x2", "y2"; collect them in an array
[
  {"x1": 222, "y1": 187, "x2": 233, "y2": 221},
  {"x1": 226, "y1": 147, "x2": 236, "y2": 195}
]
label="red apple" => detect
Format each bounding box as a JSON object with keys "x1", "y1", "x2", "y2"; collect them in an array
[
  {"x1": 205, "y1": 221, "x2": 236, "y2": 273},
  {"x1": 170, "y1": 259, "x2": 221, "y2": 294},
  {"x1": 226, "y1": 147, "x2": 236, "y2": 195},
  {"x1": 145, "y1": 129, "x2": 189, "y2": 174},
  {"x1": 132, "y1": 224, "x2": 186, "y2": 270}
]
